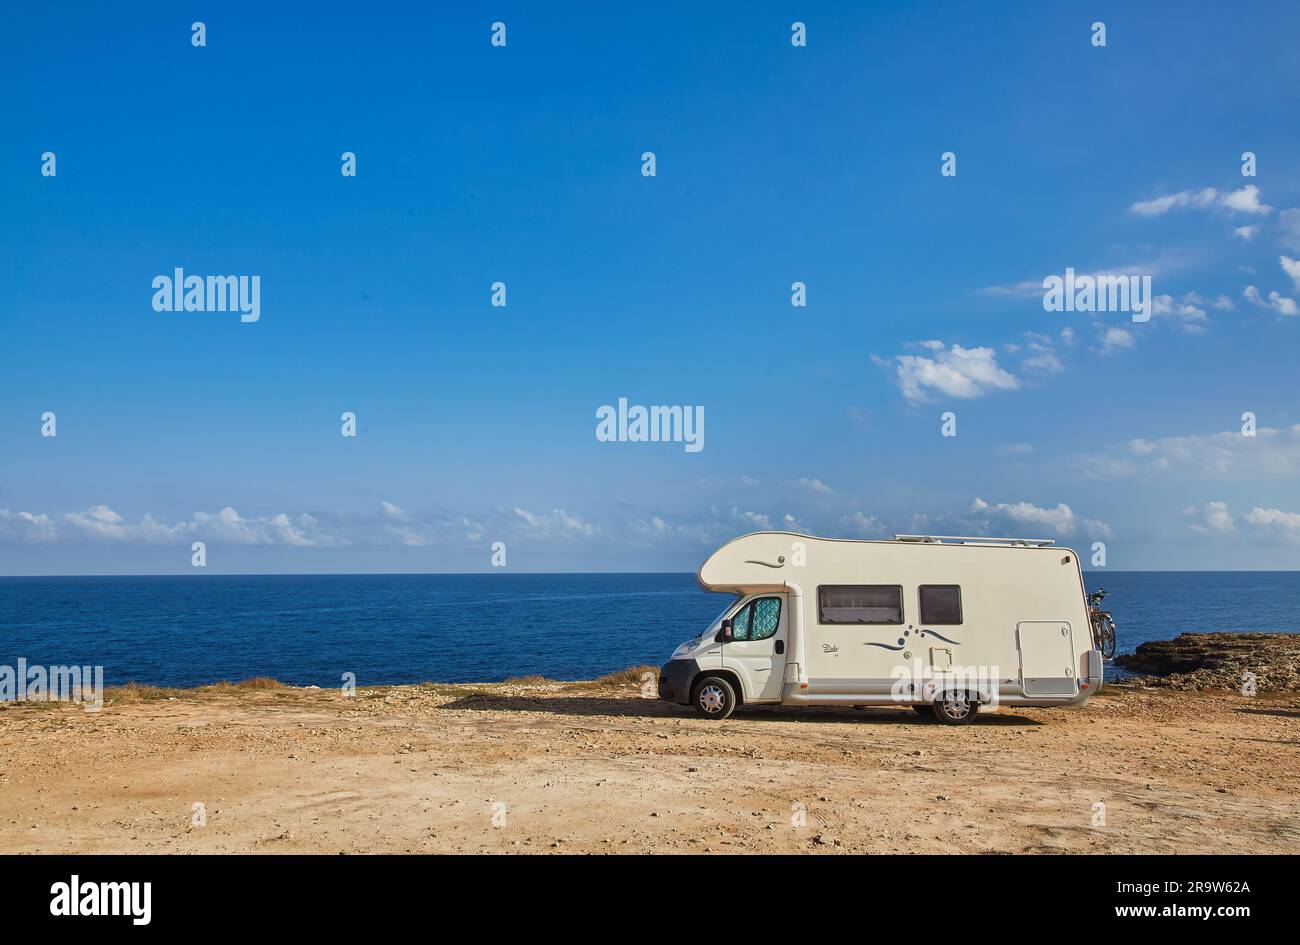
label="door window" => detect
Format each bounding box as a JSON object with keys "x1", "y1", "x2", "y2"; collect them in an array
[{"x1": 731, "y1": 597, "x2": 781, "y2": 641}]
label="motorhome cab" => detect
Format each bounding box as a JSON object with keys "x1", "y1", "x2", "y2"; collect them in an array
[{"x1": 658, "y1": 532, "x2": 1103, "y2": 724}]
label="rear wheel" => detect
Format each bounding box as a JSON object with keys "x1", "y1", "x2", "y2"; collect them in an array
[
  {"x1": 692, "y1": 676, "x2": 737, "y2": 720},
  {"x1": 933, "y1": 691, "x2": 979, "y2": 725}
]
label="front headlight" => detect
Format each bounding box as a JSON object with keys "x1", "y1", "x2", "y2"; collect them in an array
[{"x1": 671, "y1": 641, "x2": 693, "y2": 659}]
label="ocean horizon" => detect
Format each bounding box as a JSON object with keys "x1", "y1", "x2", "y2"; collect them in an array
[{"x1": 2, "y1": 571, "x2": 1297, "y2": 689}]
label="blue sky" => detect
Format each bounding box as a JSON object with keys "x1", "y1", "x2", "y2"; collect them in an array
[{"x1": 3, "y1": 1, "x2": 1300, "y2": 574}]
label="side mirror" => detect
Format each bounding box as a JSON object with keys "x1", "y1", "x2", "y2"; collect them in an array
[{"x1": 716, "y1": 618, "x2": 734, "y2": 643}]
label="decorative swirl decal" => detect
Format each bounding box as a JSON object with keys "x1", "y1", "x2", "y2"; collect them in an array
[
  {"x1": 743, "y1": 558, "x2": 786, "y2": 569},
  {"x1": 921, "y1": 629, "x2": 962, "y2": 645},
  {"x1": 862, "y1": 628, "x2": 961, "y2": 651}
]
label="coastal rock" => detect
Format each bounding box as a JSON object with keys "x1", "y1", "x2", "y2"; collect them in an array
[{"x1": 1115, "y1": 632, "x2": 1300, "y2": 692}]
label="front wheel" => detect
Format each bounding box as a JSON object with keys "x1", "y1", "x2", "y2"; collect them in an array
[
  {"x1": 934, "y1": 691, "x2": 979, "y2": 725},
  {"x1": 692, "y1": 676, "x2": 737, "y2": 720}
]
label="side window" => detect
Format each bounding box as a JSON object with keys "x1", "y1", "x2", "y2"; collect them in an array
[
  {"x1": 818, "y1": 585, "x2": 903, "y2": 624},
  {"x1": 919, "y1": 585, "x2": 962, "y2": 624},
  {"x1": 730, "y1": 598, "x2": 781, "y2": 641},
  {"x1": 748, "y1": 597, "x2": 781, "y2": 641}
]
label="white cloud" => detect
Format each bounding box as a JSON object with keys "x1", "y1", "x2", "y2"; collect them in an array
[
  {"x1": 1129, "y1": 184, "x2": 1271, "y2": 217},
  {"x1": 1233, "y1": 224, "x2": 1259, "y2": 241},
  {"x1": 64, "y1": 505, "x2": 191, "y2": 543},
  {"x1": 4, "y1": 499, "x2": 602, "y2": 550},
  {"x1": 885, "y1": 342, "x2": 1020, "y2": 403},
  {"x1": 1185, "y1": 501, "x2": 1236, "y2": 533},
  {"x1": 969, "y1": 497, "x2": 1111, "y2": 538},
  {"x1": 1280, "y1": 256, "x2": 1300, "y2": 291},
  {"x1": 1219, "y1": 184, "x2": 1271, "y2": 215},
  {"x1": 1097, "y1": 326, "x2": 1135, "y2": 354},
  {"x1": 190, "y1": 507, "x2": 336, "y2": 546},
  {"x1": 1020, "y1": 333, "x2": 1065, "y2": 374},
  {"x1": 735, "y1": 509, "x2": 773, "y2": 530},
  {"x1": 627, "y1": 514, "x2": 724, "y2": 547},
  {"x1": 798, "y1": 477, "x2": 833, "y2": 494},
  {"x1": 840, "y1": 511, "x2": 888, "y2": 538},
  {"x1": 0, "y1": 508, "x2": 58, "y2": 543},
  {"x1": 1243, "y1": 284, "x2": 1299, "y2": 316},
  {"x1": 55, "y1": 504, "x2": 341, "y2": 546},
  {"x1": 1279, "y1": 208, "x2": 1300, "y2": 252},
  {"x1": 1242, "y1": 506, "x2": 1300, "y2": 542},
  {"x1": 980, "y1": 262, "x2": 1164, "y2": 299},
  {"x1": 1151, "y1": 292, "x2": 1209, "y2": 333},
  {"x1": 1085, "y1": 424, "x2": 1300, "y2": 480},
  {"x1": 1179, "y1": 502, "x2": 1300, "y2": 545},
  {"x1": 510, "y1": 507, "x2": 598, "y2": 538},
  {"x1": 1129, "y1": 187, "x2": 1219, "y2": 216}
]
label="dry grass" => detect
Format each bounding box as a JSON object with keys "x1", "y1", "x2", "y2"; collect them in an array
[
  {"x1": 497, "y1": 666, "x2": 660, "y2": 691},
  {"x1": 0, "y1": 698, "x2": 62, "y2": 711},
  {"x1": 204, "y1": 677, "x2": 283, "y2": 691},
  {"x1": 568, "y1": 665, "x2": 659, "y2": 690},
  {"x1": 103, "y1": 682, "x2": 188, "y2": 705},
  {"x1": 104, "y1": 677, "x2": 284, "y2": 705},
  {"x1": 80, "y1": 668, "x2": 663, "y2": 709}
]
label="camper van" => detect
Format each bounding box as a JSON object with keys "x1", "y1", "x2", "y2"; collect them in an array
[{"x1": 657, "y1": 532, "x2": 1103, "y2": 724}]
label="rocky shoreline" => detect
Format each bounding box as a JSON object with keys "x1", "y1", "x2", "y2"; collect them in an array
[{"x1": 1114, "y1": 632, "x2": 1300, "y2": 692}]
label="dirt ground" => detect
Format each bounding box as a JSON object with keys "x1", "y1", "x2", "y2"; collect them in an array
[{"x1": 2, "y1": 677, "x2": 1298, "y2": 854}]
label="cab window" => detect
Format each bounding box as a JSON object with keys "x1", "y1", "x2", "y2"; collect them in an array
[{"x1": 731, "y1": 597, "x2": 781, "y2": 641}]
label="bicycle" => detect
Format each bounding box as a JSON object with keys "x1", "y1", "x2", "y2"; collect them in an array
[{"x1": 1087, "y1": 588, "x2": 1117, "y2": 660}]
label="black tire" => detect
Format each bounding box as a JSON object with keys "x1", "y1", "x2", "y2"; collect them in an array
[
  {"x1": 1098, "y1": 615, "x2": 1117, "y2": 660},
  {"x1": 933, "y1": 690, "x2": 979, "y2": 725},
  {"x1": 692, "y1": 676, "x2": 737, "y2": 720},
  {"x1": 912, "y1": 703, "x2": 935, "y2": 719},
  {"x1": 1090, "y1": 612, "x2": 1117, "y2": 660}
]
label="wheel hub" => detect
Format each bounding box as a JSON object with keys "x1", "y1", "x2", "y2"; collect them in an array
[
  {"x1": 942, "y1": 693, "x2": 970, "y2": 717},
  {"x1": 699, "y1": 685, "x2": 725, "y2": 713}
]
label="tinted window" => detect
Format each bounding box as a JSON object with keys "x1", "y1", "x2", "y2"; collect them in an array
[
  {"x1": 818, "y1": 585, "x2": 903, "y2": 624},
  {"x1": 730, "y1": 597, "x2": 781, "y2": 641},
  {"x1": 729, "y1": 601, "x2": 753, "y2": 638},
  {"x1": 748, "y1": 597, "x2": 781, "y2": 640},
  {"x1": 919, "y1": 585, "x2": 962, "y2": 624}
]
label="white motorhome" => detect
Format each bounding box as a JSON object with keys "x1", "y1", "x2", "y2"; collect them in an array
[{"x1": 658, "y1": 531, "x2": 1103, "y2": 724}]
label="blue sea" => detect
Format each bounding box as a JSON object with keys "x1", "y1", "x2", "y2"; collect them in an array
[{"x1": 0, "y1": 572, "x2": 1297, "y2": 688}]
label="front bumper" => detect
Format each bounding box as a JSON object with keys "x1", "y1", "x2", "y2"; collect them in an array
[{"x1": 657, "y1": 659, "x2": 699, "y2": 705}]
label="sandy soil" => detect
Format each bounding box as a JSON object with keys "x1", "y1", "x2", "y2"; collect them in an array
[{"x1": 2, "y1": 679, "x2": 1298, "y2": 854}]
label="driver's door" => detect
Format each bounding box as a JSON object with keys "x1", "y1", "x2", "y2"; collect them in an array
[{"x1": 724, "y1": 595, "x2": 787, "y2": 703}]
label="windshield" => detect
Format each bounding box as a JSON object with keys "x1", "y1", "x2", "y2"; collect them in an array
[{"x1": 702, "y1": 594, "x2": 742, "y2": 636}]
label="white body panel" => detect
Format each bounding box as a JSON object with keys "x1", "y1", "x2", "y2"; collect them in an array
[{"x1": 673, "y1": 531, "x2": 1100, "y2": 709}]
